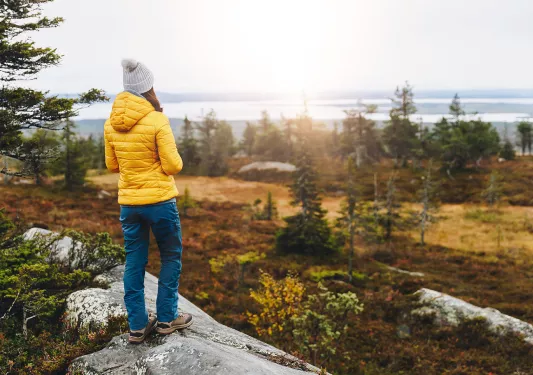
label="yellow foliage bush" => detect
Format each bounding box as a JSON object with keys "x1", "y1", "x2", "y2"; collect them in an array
[{"x1": 247, "y1": 271, "x2": 305, "y2": 338}]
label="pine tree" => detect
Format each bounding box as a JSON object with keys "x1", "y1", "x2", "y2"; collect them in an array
[
  {"x1": 449, "y1": 93, "x2": 465, "y2": 120},
  {"x1": 22, "y1": 129, "x2": 60, "y2": 185},
  {"x1": 254, "y1": 111, "x2": 290, "y2": 162},
  {"x1": 276, "y1": 136, "x2": 337, "y2": 256},
  {"x1": 0, "y1": 1, "x2": 107, "y2": 177},
  {"x1": 178, "y1": 187, "x2": 196, "y2": 217},
  {"x1": 483, "y1": 171, "x2": 502, "y2": 207},
  {"x1": 283, "y1": 117, "x2": 295, "y2": 161},
  {"x1": 419, "y1": 161, "x2": 439, "y2": 247},
  {"x1": 432, "y1": 101, "x2": 500, "y2": 172},
  {"x1": 211, "y1": 120, "x2": 235, "y2": 176},
  {"x1": 383, "y1": 82, "x2": 420, "y2": 167},
  {"x1": 196, "y1": 110, "x2": 218, "y2": 176},
  {"x1": 263, "y1": 191, "x2": 278, "y2": 220},
  {"x1": 500, "y1": 125, "x2": 516, "y2": 160},
  {"x1": 342, "y1": 157, "x2": 358, "y2": 281},
  {"x1": 62, "y1": 120, "x2": 88, "y2": 191},
  {"x1": 517, "y1": 121, "x2": 532, "y2": 155},
  {"x1": 241, "y1": 122, "x2": 257, "y2": 157},
  {"x1": 340, "y1": 104, "x2": 381, "y2": 165},
  {"x1": 391, "y1": 81, "x2": 417, "y2": 119},
  {"x1": 178, "y1": 116, "x2": 199, "y2": 174},
  {"x1": 330, "y1": 122, "x2": 340, "y2": 159}
]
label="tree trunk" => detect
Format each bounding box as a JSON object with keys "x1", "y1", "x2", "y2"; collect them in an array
[
  {"x1": 348, "y1": 219, "x2": 354, "y2": 282},
  {"x1": 3, "y1": 157, "x2": 8, "y2": 184},
  {"x1": 65, "y1": 123, "x2": 72, "y2": 191},
  {"x1": 22, "y1": 307, "x2": 27, "y2": 338}
]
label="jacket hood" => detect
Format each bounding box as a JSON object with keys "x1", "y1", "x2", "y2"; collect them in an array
[{"x1": 109, "y1": 91, "x2": 154, "y2": 132}]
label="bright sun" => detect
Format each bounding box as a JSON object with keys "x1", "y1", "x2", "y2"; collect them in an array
[{"x1": 233, "y1": 0, "x2": 333, "y2": 93}]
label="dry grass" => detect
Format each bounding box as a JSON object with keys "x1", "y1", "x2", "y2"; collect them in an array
[
  {"x1": 90, "y1": 173, "x2": 533, "y2": 255},
  {"x1": 89, "y1": 173, "x2": 343, "y2": 219},
  {"x1": 409, "y1": 204, "x2": 533, "y2": 255}
]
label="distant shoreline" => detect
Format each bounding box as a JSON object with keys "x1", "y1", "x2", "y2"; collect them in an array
[{"x1": 60, "y1": 88, "x2": 533, "y2": 103}]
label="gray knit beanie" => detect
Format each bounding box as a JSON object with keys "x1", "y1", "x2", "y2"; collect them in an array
[{"x1": 121, "y1": 58, "x2": 154, "y2": 94}]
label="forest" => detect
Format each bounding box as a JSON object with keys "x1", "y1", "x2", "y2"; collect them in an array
[{"x1": 3, "y1": 1, "x2": 533, "y2": 375}]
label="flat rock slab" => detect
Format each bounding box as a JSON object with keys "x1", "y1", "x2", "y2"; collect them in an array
[
  {"x1": 68, "y1": 265, "x2": 320, "y2": 374},
  {"x1": 412, "y1": 288, "x2": 533, "y2": 344},
  {"x1": 238, "y1": 162, "x2": 296, "y2": 173}
]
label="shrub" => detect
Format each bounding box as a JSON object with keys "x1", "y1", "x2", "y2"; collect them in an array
[
  {"x1": 464, "y1": 208, "x2": 501, "y2": 223},
  {"x1": 247, "y1": 271, "x2": 364, "y2": 368},
  {"x1": 64, "y1": 230, "x2": 124, "y2": 274},
  {"x1": 178, "y1": 187, "x2": 197, "y2": 217},
  {"x1": 293, "y1": 283, "x2": 363, "y2": 367},
  {"x1": 247, "y1": 271, "x2": 305, "y2": 341},
  {"x1": 0, "y1": 210, "x2": 124, "y2": 374},
  {"x1": 307, "y1": 268, "x2": 366, "y2": 283}
]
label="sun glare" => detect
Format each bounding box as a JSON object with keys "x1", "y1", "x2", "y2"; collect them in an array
[{"x1": 234, "y1": 0, "x2": 333, "y2": 93}]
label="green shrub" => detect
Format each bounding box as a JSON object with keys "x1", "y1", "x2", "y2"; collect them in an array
[
  {"x1": 64, "y1": 230, "x2": 124, "y2": 274},
  {"x1": 0, "y1": 210, "x2": 125, "y2": 374},
  {"x1": 464, "y1": 208, "x2": 501, "y2": 223},
  {"x1": 292, "y1": 283, "x2": 364, "y2": 367},
  {"x1": 307, "y1": 268, "x2": 366, "y2": 283}
]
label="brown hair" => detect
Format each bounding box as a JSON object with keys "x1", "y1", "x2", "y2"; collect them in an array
[{"x1": 141, "y1": 87, "x2": 162, "y2": 112}]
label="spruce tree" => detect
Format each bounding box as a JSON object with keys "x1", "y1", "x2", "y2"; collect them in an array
[
  {"x1": 22, "y1": 129, "x2": 60, "y2": 185},
  {"x1": 338, "y1": 156, "x2": 358, "y2": 281},
  {"x1": 263, "y1": 191, "x2": 278, "y2": 220},
  {"x1": 196, "y1": 110, "x2": 218, "y2": 176},
  {"x1": 340, "y1": 104, "x2": 380, "y2": 165},
  {"x1": 483, "y1": 171, "x2": 502, "y2": 207},
  {"x1": 241, "y1": 122, "x2": 257, "y2": 157},
  {"x1": 276, "y1": 135, "x2": 337, "y2": 256},
  {"x1": 254, "y1": 111, "x2": 290, "y2": 162},
  {"x1": 178, "y1": 116, "x2": 199, "y2": 174},
  {"x1": 54, "y1": 120, "x2": 88, "y2": 191},
  {"x1": 330, "y1": 122, "x2": 340, "y2": 159},
  {"x1": 178, "y1": 187, "x2": 196, "y2": 217},
  {"x1": 500, "y1": 125, "x2": 516, "y2": 160},
  {"x1": 283, "y1": 116, "x2": 295, "y2": 161},
  {"x1": 210, "y1": 120, "x2": 235, "y2": 176},
  {"x1": 419, "y1": 161, "x2": 439, "y2": 247},
  {"x1": 382, "y1": 82, "x2": 420, "y2": 167},
  {"x1": 0, "y1": 1, "x2": 107, "y2": 177},
  {"x1": 517, "y1": 121, "x2": 532, "y2": 155},
  {"x1": 449, "y1": 93, "x2": 465, "y2": 120}
]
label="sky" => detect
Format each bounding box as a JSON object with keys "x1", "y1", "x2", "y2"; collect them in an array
[{"x1": 27, "y1": 0, "x2": 533, "y2": 94}]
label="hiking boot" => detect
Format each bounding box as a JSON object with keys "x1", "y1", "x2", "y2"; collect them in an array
[
  {"x1": 156, "y1": 313, "x2": 193, "y2": 334},
  {"x1": 128, "y1": 313, "x2": 157, "y2": 344}
]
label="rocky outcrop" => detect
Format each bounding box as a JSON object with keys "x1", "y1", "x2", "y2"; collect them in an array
[
  {"x1": 238, "y1": 162, "x2": 297, "y2": 174},
  {"x1": 23, "y1": 228, "x2": 120, "y2": 273},
  {"x1": 23, "y1": 228, "x2": 79, "y2": 268},
  {"x1": 412, "y1": 288, "x2": 533, "y2": 344},
  {"x1": 68, "y1": 265, "x2": 322, "y2": 374}
]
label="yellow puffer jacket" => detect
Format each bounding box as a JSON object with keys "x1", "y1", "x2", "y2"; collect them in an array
[{"x1": 104, "y1": 91, "x2": 183, "y2": 205}]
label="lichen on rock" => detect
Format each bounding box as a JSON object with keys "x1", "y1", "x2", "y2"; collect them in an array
[
  {"x1": 68, "y1": 265, "x2": 323, "y2": 374},
  {"x1": 412, "y1": 288, "x2": 533, "y2": 344}
]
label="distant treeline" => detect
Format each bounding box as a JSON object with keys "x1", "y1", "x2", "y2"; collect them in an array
[{"x1": 8, "y1": 82, "x2": 532, "y2": 189}]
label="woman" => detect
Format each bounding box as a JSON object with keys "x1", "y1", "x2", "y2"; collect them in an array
[{"x1": 104, "y1": 59, "x2": 193, "y2": 344}]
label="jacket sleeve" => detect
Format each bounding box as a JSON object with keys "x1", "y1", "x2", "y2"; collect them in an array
[
  {"x1": 156, "y1": 118, "x2": 183, "y2": 175},
  {"x1": 104, "y1": 130, "x2": 120, "y2": 173}
]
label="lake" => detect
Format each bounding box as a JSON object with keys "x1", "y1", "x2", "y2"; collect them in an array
[{"x1": 76, "y1": 97, "x2": 533, "y2": 124}]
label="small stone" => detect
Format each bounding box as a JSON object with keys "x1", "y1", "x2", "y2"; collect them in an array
[{"x1": 396, "y1": 324, "x2": 411, "y2": 339}]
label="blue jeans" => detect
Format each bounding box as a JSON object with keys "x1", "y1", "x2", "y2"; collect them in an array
[{"x1": 120, "y1": 200, "x2": 182, "y2": 330}]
